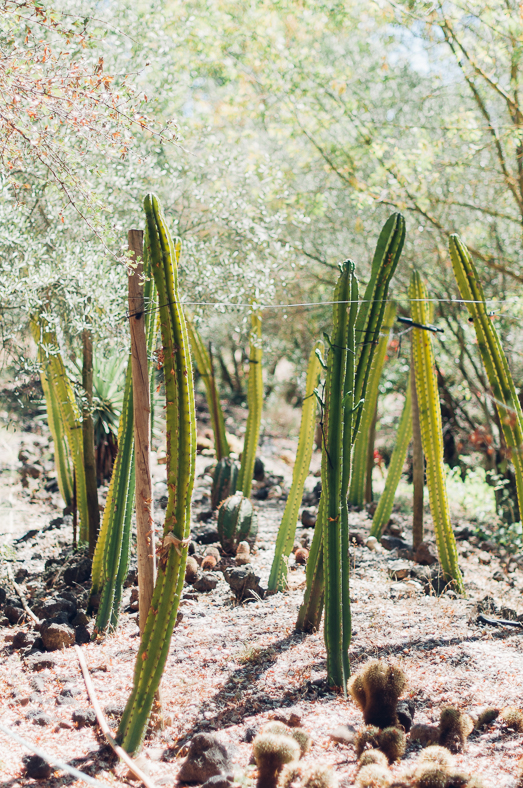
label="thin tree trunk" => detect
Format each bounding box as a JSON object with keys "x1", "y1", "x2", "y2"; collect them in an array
[
  {"x1": 128, "y1": 229, "x2": 156, "y2": 633},
  {"x1": 82, "y1": 328, "x2": 100, "y2": 556},
  {"x1": 411, "y1": 341, "x2": 424, "y2": 550},
  {"x1": 365, "y1": 403, "x2": 377, "y2": 504}
]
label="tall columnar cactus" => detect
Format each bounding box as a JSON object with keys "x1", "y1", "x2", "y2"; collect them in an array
[
  {"x1": 450, "y1": 235, "x2": 523, "y2": 525},
  {"x1": 118, "y1": 194, "x2": 196, "y2": 754},
  {"x1": 349, "y1": 301, "x2": 397, "y2": 506},
  {"x1": 217, "y1": 491, "x2": 258, "y2": 554},
  {"x1": 237, "y1": 309, "x2": 263, "y2": 498},
  {"x1": 186, "y1": 313, "x2": 230, "y2": 460},
  {"x1": 370, "y1": 381, "x2": 412, "y2": 538},
  {"x1": 297, "y1": 213, "x2": 405, "y2": 639},
  {"x1": 31, "y1": 320, "x2": 73, "y2": 507},
  {"x1": 31, "y1": 320, "x2": 88, "y2": 542},
  {"x1": 409, "y1": 271, "x2": 463, "y2": 592},
  {"x1": 268, "y1": 340, "x2": 324, "y2": 593}
]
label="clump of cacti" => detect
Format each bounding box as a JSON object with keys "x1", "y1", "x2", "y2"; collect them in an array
[
  {"x1": 355, "y1": 726, "x2": 381, "y2": 758},
  {"x1": 355, "y1": 763, "x2": 392, "y2": 788},
  {"x1": 211, "y1": 456, "x2": 239, "y2": 509},
  {"x1": 474, "y1": 708, "x2": 499, "y2": 729},
  {"x1": 253, "y1": 732, "x2": 300, "y2": 788},
  {"x1": 348, "y1": 660, "x2": 407, "y2": 729},
  {"x1": 217, "y1": 491, "x2": 257, "y2": 554},
  {"x1": 378, "y1": 727, "x2": 406, "y2": 763},
  {"x1": 438, "y1": 707, "x2": 473, "y2": 753},
  {"x1": 261, "y1": 721, "x2": 311, "y2": 757},
  {"x1": 499, "y1": 706, "x2": 523, "y2": 732}
]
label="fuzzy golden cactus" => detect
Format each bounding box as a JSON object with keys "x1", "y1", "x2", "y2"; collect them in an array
[
  {"x1": 262, "y1": 721, "x2": 311, "y2": 756},
  {"x1": 348, "y1": 661, "x2": 407, "y2": 729},
  {"x1": 500, "y1": 706, "x2": 523, "y2": 732},
  {"x1": 359, "y1": 750, "x2": 389, "y2": 770},
  {"x1": 474, "y1": 708, "x2": 499, "y2": 730},
  {"x1": 378, "y1": 727, "x2": 406, "y2": 763},
  {"x1": 355, "y1": 764, "x2": 392, "y2": 788},
  {"x1": 253, "y1": 733, "x2": 300, "y2": 788},
  {"x1": 279, "y1": 763, "x2": 338, "y2": 788},
  {"x1": 355, "y1": 726, "x2": 381, "y2": 757},
  {"x1": 438, "y1": 707, "x2": 473, "y2": 753},
  {"x1": 418, "y1": 745, "x2": 454, "y2": 771}
]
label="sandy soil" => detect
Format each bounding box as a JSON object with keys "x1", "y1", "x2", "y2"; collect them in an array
[{"x1": 0, "y1": 421, "x2": 522, "y2": 788}]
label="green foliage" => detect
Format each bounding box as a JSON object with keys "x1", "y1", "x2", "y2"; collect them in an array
[
  {"x1": 118, "y1": 194, "x2": 196, "y2": 754},
  {"x1": 217, "y1": 491, "x2": 258, "y2": 554},
  {"x1": 237, "y1": 309, "x2": 263, "y2": 499},
  {"x1": 268, "y1": 340, "x2": 323, "y2": 592},
  {"x1": 409, "y1": 271, "x2": 463, "y2": 592}
]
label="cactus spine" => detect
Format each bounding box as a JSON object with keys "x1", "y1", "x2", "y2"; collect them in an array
[
  {"x1": 32, "y1": 320, "x2": 73, "y2": 507},
  {"x1": 450, "y1": 235, "x2": 523, "y2": 525},
  {"x1": 118, "y1": 194, "x2": 196, "y2": 754},
  {"x1": 268, "y1": 340, "x2": 323, "y2": 593},
  {"x1": 370, "y1": 381, "x2": 412, "y2": 538},
  {"x1": 32, "y1": 320, "x2": 88, "y2": 541},
  {"x1": 217, "y1": 491, "x2": 258, "y2": 554},
  {"x1": 186, "y1": 314, "x2": 230, "y2": 460},
  {"x1": 409, "y1": 271, "x2": 463, "y2": 592},
  {"x1": 297, "y1": 213, "x2": 405, "y2": 640},
  {"x1": 237, "y1": 309, "x2": 263, "y2": 498},
  {"x1": 349, "y1": 301, "x2": 397, "y2": 506}
]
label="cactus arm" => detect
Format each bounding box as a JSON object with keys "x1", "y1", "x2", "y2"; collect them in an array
[
  {"x1": 89, "y1": 359, "x2": 135, "y2": 625},
  {"x1": 449, "y1": 235, "x2": 523, "y2": 524},
  {"x1": 236, "y1": 309, "x2": 263, "y2": 498},
  {"x1": 268, "y1": 340, "x2": 323, "y2": 593},
  {"x1": 369, "y1": 382, "x2": 412, "y2": 538},
  {"x1": 409, "y1": 271, "x2": 463, "y2": 592},
  {"x1": 31, "y1": 319, "x2": 73, "y2": 507},
  {"x1": 118, "y1": 194, "x2": 196, "y2": 754},
  {"x1": 322, "y1": 260, "x2": 354, "y2": 689},
  {"x1": 186, "y1": 313, "x2": 230, "y2": 461},
  {"x1": 109, "y1": 458, "x2": 136, "y2": 630},
  {"x1": 349, "y1": 302, "x2": 397, "y2": 506},
  {"x1": 353, "y1": 213, "x2": 405, "y2": 426}
]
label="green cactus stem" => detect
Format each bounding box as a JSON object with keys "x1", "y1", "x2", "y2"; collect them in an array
[
  {"x1": 117, "y1": 194, "x2": 196, "y2": 754},
  {"x1": 369, "y1": 380, "x2": 412, "y2": 538},
  {"x1": 409, "y1": 271, "x2": 463, "y2": 592},
  {"x1": 31, "y1": 319, "x2": 73, "y2": 507},
  {"x1": 349, "y1": 301, "x2": 397, "y2": 506},
  {"x1": 237, "y1": 309, "x2": 263, "y2": 498},
  {"x1": 211, "y1": 456, "x2": 239, "y2": 509},
  {"x1": 450, "y1": 234, "x2": 523, "y2": 526},
  {"x1": 186, "y1": 313, "x2": 230, "y2": 461},
  {"x1": 268, "y1": 340, "x2": 323, "y2": 593},
  {"x1": 217, "y1": 491, "x2": 258, "y2": 554},
  {"x1": 32, "y1": 319, "x2": 88, "y2": 542}
]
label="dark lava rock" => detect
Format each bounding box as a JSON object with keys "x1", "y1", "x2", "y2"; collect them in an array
[
  {"x1": 301, "y1": 508, "x2": 317, "y2": 528},
  {"x1": 349, "y1": 529, "x2": 365, "y2": 546},
  {"x1": 381, "y1": 535, "x2": 412, "y2": 552},
  {"x1": 222, "y1": 566, "x2": 264, "y2": 601},
  {"x1": 15, "y1": 566, "x2": 29, "y2": 581},
  {"x1": 63, "y1": 557, "x2": 91, "y2": 586},
  {"x1": 329, "y1": 724, "x2": 356, "y2": 745},
  {"x1": 33, "y1": 597, "x2": 77, "y2": 621},
  {"x1": 414, "y1": 541, "x2": 439, "y2": 566},
  {"x1": 26, "y1": 710, "x2": 52, "y2": 726},
  {"x1": 124, "y1": 568, "x2": 138, "y2": 587},
  {"x1": 397, "y1": 699, "x2": 415, "y2": 732},
  {"x1": 26, "y1": 653, "x2": 57, "y2": 671},
  {"x1": 4, "y1": 605, "x2": 24, "y2": 624},
  {"x1": 56, "y1": 695, "x2": 76, "y2": 707},
  {"x1": 0, "y1": 585, "x2": 6, "y2": 604},
  {"x1": 71, "y1": 611, "x2": 89, "y2": 627},
  {"x1": 158, "y1": 495, "x2": 168, "y2": 510},
  {"x1": 75, "y1": 625, "x2": 91, "y2": 645},
  {"x1": 193, "y1": 573, "x2": 219, "y2": 593},
  {"x1": 72, "y1": 708, "x2": 97, "y2": 728},
  {"x1": 253, "y1": 486, "x2": 269, "y2": 500},
  {"x1": 104, "y1": 703, "x2": 125, "y2": 718},
  {"x1": 201, "y1": 777, "x2": 233, "y2": 788},
  {"x1": 454, "y1": 525, "x2": 473, "y2": 540},
  {"x1": 40, "y1": 622, "x2": 75, "y2": 651},
  {"x1": 12, "y1": 630, "x2": 38, "y2": 650},
  {"x1": 178, "y1": 733, "x2": 232, "y2": 784},
  {"x1": 194, "y1": 526, "x2": 220, "y2": 545},
  {"x1": 242, "y1": 726, "x2": 259, "y2": 743},
  {"x1": 253, "y1": 456, "x2": 265, "y2": 482},
  {"x1": 24, "y1": 755, "x2": 52, "y2": 780},
  {"x1": 197, "y1": 510, "x2": 214, "y2": 523}
]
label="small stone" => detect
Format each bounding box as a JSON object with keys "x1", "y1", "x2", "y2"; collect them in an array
[
  {"x1": 243, "y1": 726, "x2": 258, "y2": 743},
  {"x1": 365, "y1": 536, "x2": 378, "y2": 551},
  {"x1": 178, "y1": 733, "x2": 232, "y2": 784},
  {"x1": 56, "y1": 695, "x2": 76, "y2": 707},
  {"x1": 15, "y1": 567, "x2": 29, "y2": 581},
  {"x1": 24, "y1": 755, "x2": 52, "y2": 780},
  {"x1": 41, "y1": 622, "x2": 75, "y2": 651},
  {"x1": 12, "y1": 630, "x2": 35, "y2": 650},
  {"x1": 396, "y1": 699, "x2": 415, "y2": 731},
  {"x1": 4, "y1": 605, "x2": 24, "y2": 624},
  {"x1": 27, "y1": 654, "x2": 56, "y2": 671},
  {"x1": 185, "y1": 557, "x2": 200, "y2": 585},
  {"x1": 72, "y1": 708, "x2": 97, "y2": 728},
  {"x1": 193, "y1": 573, "x2": 219, "y2": 593},
  {"x1": 414, "y1": 541, "x2": 439, "y2": 566},
  {"x1": 63, "y1": 557, "x2": 92, "y2": 586},
  {"x1": 33, "y1": 597, "x2": 77, "y2": 621},
  {"x1": 194, "y1": 526, "x2": 220, "y2": 545},
  {"x1": 492, "y1": 571, "x2": 505, "y2": 582},
  {"x1": 223, "y1": 566, "x2": 265, "y2": 601},
  {"x1": 267, "y1": 484, "x2": 282, "y2": 499},
  {"x1": 253, "y1": 456, "x2": 265, "y2": 482},
  {"x1": 349, "y1": 530, "x2": 364, "y2": 545},
  {"x1": 26, "y1": 710, "x2": 52, "y2": 726},
  {"x1": 58, "y1": 720, "x2": 73, "y2": 730},
  {"x1": 388, "y1": 561, "x2": 411, "y2": 581},
  {"x1": 75, "y1": 625, "x2": 91, "y2": 645},
  {"x1": 104, "y1": 703, "x2": 125, "y2": 718},
  {"x1": 478, "y1": 552, "x2": 491, "y2": 565},
  {"x1": 235, "y1": 541, "x2": 250, "y2": 566},
  {"x1": 329, "y1": 724, "x2": 356, "y2": 744},
  {"x1": 0, "y1": 586, "x2": 6, "y2": 604},
  {"x1": 294, "y1": 548, "x2": 309, "y2": 565},
  {"x1": 71, "y1": 611, "x2": 89, "y2": 627},
  {"x1": 201, "y1": 777, "x2": 233, "y2": 788},
  {"x1": 381, "y1": 535, "x2": 411, "y2": 552},
  {"x1": 301, "y1": 509, "x2": 317, "y2": 528},
  {"x1": 202, "y1": 554, "x2": 218, "y2": 570}
]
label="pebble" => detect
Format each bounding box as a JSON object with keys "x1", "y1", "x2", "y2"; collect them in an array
[
  {"x1": 24, "y1": 755, "x2": 52, "y2": 780},
  {"x1": 72, "y1": 708, "x2": 97, "y2": 728}
]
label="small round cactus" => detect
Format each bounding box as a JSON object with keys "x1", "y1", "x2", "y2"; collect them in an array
[
  {"x1": 211, "y1": 456, "x2": 239, "y2": 510},
  {"x1": 253, "y1": 732, "x2": 300, "y2": 788},
  {"x1": 217, "y1": 491, "x2": 258, "y2": 554}
]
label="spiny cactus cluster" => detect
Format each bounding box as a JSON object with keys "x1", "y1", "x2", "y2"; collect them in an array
[
  {"x1": 348, "y1": 660, "x2": 408, "y2": 729},
  {"x1": 410, "y1": 707, "x2": 473, "y2": 754},
  {"x1": 252, "y1": 720, "x2": 336, "y2": 788},
  {"x1": 355, "y1": 726, "x2": 406, "y2": 763}
]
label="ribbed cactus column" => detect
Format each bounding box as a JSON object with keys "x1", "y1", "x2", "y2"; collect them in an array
[
  {"x1": 450, "y1": 235, "x2": 523, "y2": 526},
  {"x1": 268, "y1": 340, "x2": 323, "y2": 593},
  {"x1": 409, "y1": 271, "x2": 463, "y2": 592},
  {"x1": 237, "y1": 309, "x2": 263, "y2": 498},
  {"x1": 118, "y1": 194, "x2": 196, "y2": 754}
]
